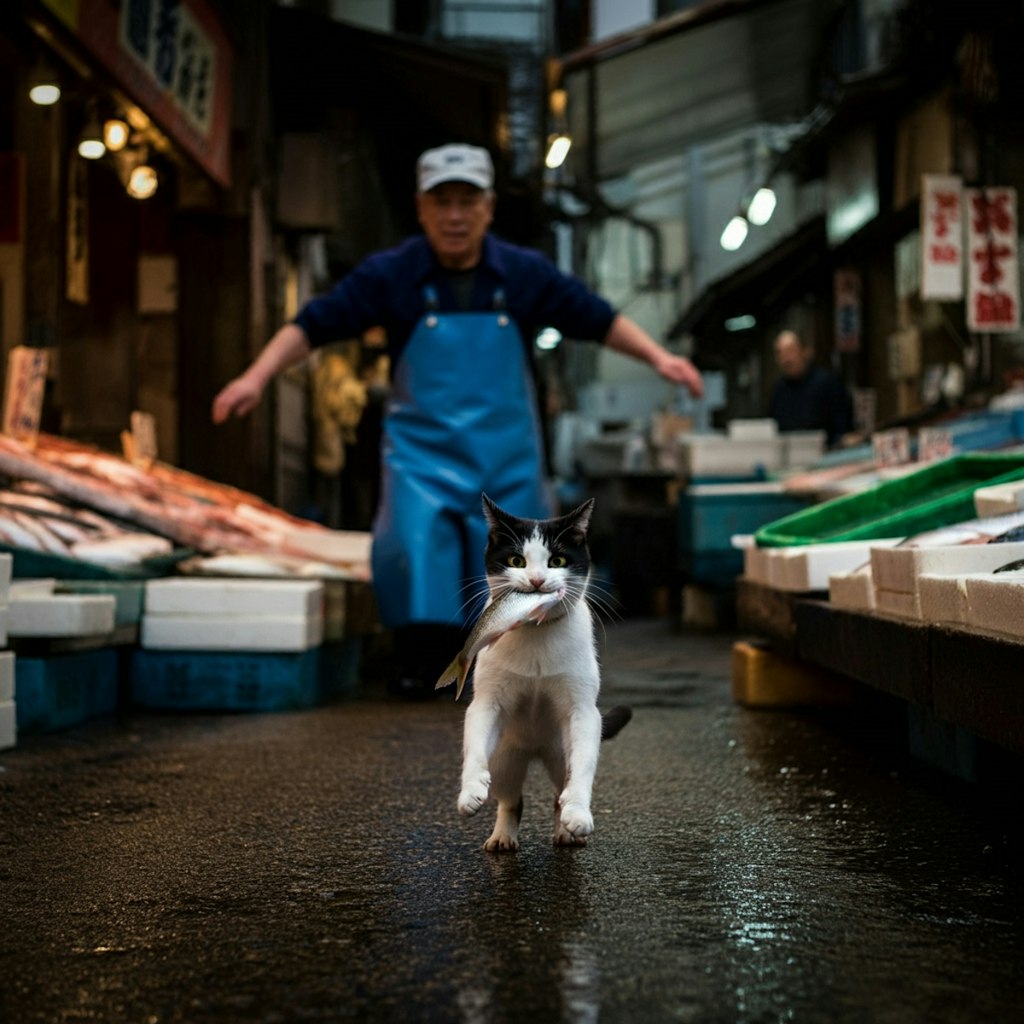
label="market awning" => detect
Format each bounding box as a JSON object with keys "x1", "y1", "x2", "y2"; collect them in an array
[
  {"x1": 559, "y1": 0, "x2": 828, "y2": 181},
  {"x1": 668, "y1": 214, "x2": 827, "y2": 342}
]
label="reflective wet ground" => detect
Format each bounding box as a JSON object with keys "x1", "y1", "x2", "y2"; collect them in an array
[{"x1": 1, "y1": 620, "x2": 1022, "y2": 1023}]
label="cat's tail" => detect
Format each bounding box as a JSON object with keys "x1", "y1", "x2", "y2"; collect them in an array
[{"x1": 600, "y1": 705, "x2": 633, "y2": 741}]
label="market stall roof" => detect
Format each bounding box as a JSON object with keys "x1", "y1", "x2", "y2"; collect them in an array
[
  {"x1": 269, "y1": 6, "x2": 509, "y2": 238},
  {"x1": 558, "y1": 0, "x2": 827, "y2": 181},
  {"x1": 668, "y1": 214, "x2": 827, "y2": 341}
]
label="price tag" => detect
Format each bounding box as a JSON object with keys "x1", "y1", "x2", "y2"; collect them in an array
[
  {"x1": 125, "y1": 411, "x2": 158, "y2": 469},
  {"x1": 872, "y1": 427, "x2": 911, "y2": 468},
  {"x1": 2, "y1": 346, "x2": 49, "y2": 444},
  {"x1": 918, "y1": 427, "x2": 954, "y2": 463}
]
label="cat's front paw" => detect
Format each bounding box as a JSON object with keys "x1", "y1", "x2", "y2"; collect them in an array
[
  {"x1": 458, "y1": 772, "x2": 491, "y2": 817},
  {"x1": 557, "y1": 800, "x2": 594, "y2": 844}
]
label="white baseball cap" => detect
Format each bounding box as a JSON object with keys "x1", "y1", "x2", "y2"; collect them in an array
[{"x1": 417, "y1": 143, "x2": 494, "y2": 192}]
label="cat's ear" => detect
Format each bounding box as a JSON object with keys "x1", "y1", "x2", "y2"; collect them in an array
[
  {"x1": 567, "y1": 498, "x2": 595, "y2": 536},
  {"x1": 481, "y1": 493, "x2": 503, "y2": 530}
]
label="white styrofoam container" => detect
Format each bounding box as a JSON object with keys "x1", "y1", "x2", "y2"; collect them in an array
[
  {"x1": 871, "y1": 541, "x2": 1024, "y2": 595},
  {"x1": 140, "y1": 613, "x2": 324, "y2": 652},
  {"x1": 875, "y1": 587, "x2": 921, "y2": 620},
  {"x1": 0, "y1": 700, "x2": 14, "y2": 751},
  {"x1": 963, "y1": 570, "x2": 1024, "y2": 639},
  {"x1": 0, "y1": 606, "x2": 7, "y2": 648},
  {"x1": 829, "y1": 562, "x2": 876, "y2": 611},
  {"x1": 0, "y1": 651, "x2": 13, "y2": 702},
  {"x1": 782, "y1": 431, "x2": 826, "y2": 467},
  {"x1": 918, "y1": 573, "x2": 973, "y2": 627},
  {"x1": 681, "y1": 435, "x2": 783, "y2": 475},
  {"x1": 8, "y1": 594, "x2": 116, "y2": 638},
  {"x1": 145, "y1": 578, "x2": 324, "y2": 618},
  {"x1": 727, "y1": 418, "x2": 778, "y2": 441},
  {"x1": 9, "y1": 578, "x2": 57, "y2": 598},
  {"x1": 0, "y1": 553, "x2": 11, "y2": 604},
  {"x1": 781, "y1": 540, "x2": 900, "y2": 592},
  {"x1": 973, "y1": 481, "x2": 1024, "y2": 518}
]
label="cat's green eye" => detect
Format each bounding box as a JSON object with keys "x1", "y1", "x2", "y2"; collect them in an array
[
  {"x1": 549, "y1": 555, "x2": 567, "y2": 568},
  {"x1": 507, "y1": 554, "x2": 527, "y2": 568}
]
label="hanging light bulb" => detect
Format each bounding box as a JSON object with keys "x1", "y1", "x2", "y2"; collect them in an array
[
  {"x1": 77, "y1": 106, "x2": 106, "y2": 160},
  {"x1": 545, "y1": 133, "x2": 572, "y2": 170},
  {"x1": 127, "y1": 162, "x2": 159, "y2": 200},
  {"x1": 103, "y1": 117, "x2": 130, "y2": 152},
  {"x1": 28, "y1": 58, "x2": 61, "y2": 106},
  {"x1": 747, "y1": 186, "x2": 777, "y2": 226},
  {"x1": 720, "y1": 214, "x2": 749, "y2": 251}
]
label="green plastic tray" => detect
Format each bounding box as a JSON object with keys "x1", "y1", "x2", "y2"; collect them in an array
[{"x1": 754, "y1": 453, "x2": 1024, "y2": 548}]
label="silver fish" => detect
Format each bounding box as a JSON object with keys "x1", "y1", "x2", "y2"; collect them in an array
[
  {"x1": 435, "y1": 587, "x2": 566, "y2": 700},
  {"x1": 901, "y1": 509, "x2": 1024, "y2": 548}
]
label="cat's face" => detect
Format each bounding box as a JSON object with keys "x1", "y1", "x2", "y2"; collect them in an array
[{"x1": 481, "y1": 495, "x2": 594, "y2": 601}]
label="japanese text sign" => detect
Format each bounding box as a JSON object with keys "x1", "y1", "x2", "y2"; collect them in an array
[
  {"x1": 3, "y1": 347, "x2": 49, "y2": 444},
  {"x1": 965, "y1": 187, "x2": 1020, "y2": 332},
  {"x1": 920, "y1": 174, "x2": 964, "y2": 300}
]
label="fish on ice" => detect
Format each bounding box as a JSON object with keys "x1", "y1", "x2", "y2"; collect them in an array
[{"x1": 435, "y1": 587, "x2": 566, "y2": 701}]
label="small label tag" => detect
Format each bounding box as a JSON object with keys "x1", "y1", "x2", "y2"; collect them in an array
[{"x1": 2, "y1": 346, "x2": 49, "y2": 445}]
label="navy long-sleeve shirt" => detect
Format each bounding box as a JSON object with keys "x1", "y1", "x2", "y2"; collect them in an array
[
  {"x1": 293, "y1": 233, "x2": 617, "y2": 364},
  {"x1": 770, "y1": 365, "x2": 854, "y2": 446}
]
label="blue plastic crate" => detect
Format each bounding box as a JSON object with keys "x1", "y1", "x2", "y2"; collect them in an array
[
  {"x1": 130, "y1": 647, "x2": 324, "y2": 712},
  {"x1": 15, "y1": 648, "x2": 119, "y2": 734},
  {"x1": 678, "y1": 483, "x2": 811, "y2": 557}
]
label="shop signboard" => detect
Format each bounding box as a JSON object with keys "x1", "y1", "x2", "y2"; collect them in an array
[
  {"x1": 965, "y1": 186, "x2": 1019, "y2": 333},
  {"x1": 39, "y1": 0, "x2": 233, "y2": 188},
  {"x1": 2, "y1": 346, "x2": 49, "y2": 444},
  {"x1": 920, "y1": 174, "x2": 963, "y2": 300}
]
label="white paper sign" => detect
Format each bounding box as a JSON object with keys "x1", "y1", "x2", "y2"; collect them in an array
[
  {"x1": 965, "y1": 186, "x2": 1020, "y2": 333},
  {"x1": 2, "y1": 346, "x2": 49, "y2": 443},
  {"x1": 920, "y1": 174, "x2": 963, "y2": 300}
]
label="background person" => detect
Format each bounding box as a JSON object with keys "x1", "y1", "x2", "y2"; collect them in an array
[
  {"x1": 213, "y1": 143, "x2": 703, "y2": 694},
  {"x1": 769, "y1": 329, "x2": 853, "y2": 447}
]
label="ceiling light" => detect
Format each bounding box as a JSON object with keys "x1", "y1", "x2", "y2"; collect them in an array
[
  {"x1": 536, "y1": 327, "x2": 563, "y2": 350},
  {"x1": 720, "y1": 215, "x2": 749, "y2": 251},
  {"x1": 545, "y1": 133, "x2": 572, "y2": 170},
  {"x1": 127, "y1": 163, "x2": 158, "y2": 200},
  {"x1": 747, "y1": 187, "x2": 777, "y2": 226},
  {"x1": 103, "y1": 118, "x2": 130, "y2": 152},
  {"x1": 28, "y1": 58, "x2": 61, "y2": 106},
  {"x1": 77, "y1": 110, "x2": 106, "y2": 160},
  {"x1": 724, "y1": 314, "x2": 757, "y2": 332}
]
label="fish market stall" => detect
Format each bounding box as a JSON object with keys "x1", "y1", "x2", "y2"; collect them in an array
[
  {"x1": 734, "y1": 452, "x2": 1024, "y2": 777},
  {"x1": 0, "y1": 433, "x2": 377, "y2": 746}
]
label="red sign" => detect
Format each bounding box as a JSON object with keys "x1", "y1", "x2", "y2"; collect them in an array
[
  {"x1": 965, "y1": 187, "x2": 1019, "y2": 332},
  {"x1": 40, "y1": 0, "x2": 233, "y2": 188}
]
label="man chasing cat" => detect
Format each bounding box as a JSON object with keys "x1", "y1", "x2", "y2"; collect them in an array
[{"x1": 212, "y1": 143, "x2": 703, "y2": 695}]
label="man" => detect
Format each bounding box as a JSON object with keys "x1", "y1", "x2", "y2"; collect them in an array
[
  {"x1": 769, "y1": 330, "x2": 853, "y2": 447},
  {"x1": 213, "y1": 143, "x2": 703, "y2": 694}
]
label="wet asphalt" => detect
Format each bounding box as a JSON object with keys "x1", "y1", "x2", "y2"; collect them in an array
[{"x1": 1, "y1": 618, "x2": 1023, "y2": 1024}]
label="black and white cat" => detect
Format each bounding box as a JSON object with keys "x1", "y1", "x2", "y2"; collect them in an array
[{"x1": 457, "y1": 494, "x2": 630, "y2": 852}]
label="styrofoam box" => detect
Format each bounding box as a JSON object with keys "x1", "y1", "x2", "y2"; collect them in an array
[
  {"x1": 779, "y1": 540, "x2": 900, "y2": 592},
  {"x1": 0, "y1": 553, "x2": 11, "y2": 603},
  {"x1": 875, "y1": 587, "x2": 920, "y2": 620},
  {"x1": 0, "y1": 700, "x2": 14, "y2": 750},
  {"x1": 973, "y1": 481, "x2": 1024, "y2": 518},
  {"x1": 145, "y1": 578, "x2": 324, "y2": 617},
  {"x1": 728, "y1": 418, "x2": 778, "y2": 441},
  {"x1": 141, "y1": 613, "x2": 324, "y2": 652},
  {"x1": 918, "y1": 573, "x2": 974, "y2": 627},
  {"x1": 829, "y1": 562, "x2": 876, "y2": 611},
  {"x1": 0, "y1": 606, "x2": 7, "y2": 648},
  {"x1": 963, "y1": 570, "x2": 1024, "y2": 639},
  {"x1": 681, "y1": 435, "x2": 783, "y2": 475},
  {"x1": 871, "y1": 541, "x2": 1024, "y2": 595},
  {"x1": 0, "y1": 651, "x2": 13, "y2": 702},
  {"x1": 9, "y1": 587, "x2": 116, "y2": 638}
]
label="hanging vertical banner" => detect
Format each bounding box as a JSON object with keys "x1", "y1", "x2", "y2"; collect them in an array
[
  {"x1": 66, "y1": 152, "x2": 88, "y2": 305},
  {"x1": 965, "y1": 187, "x2": 1020, "y2": 332},
  {"x1": 920, "y1": 174, "x2": 963, "y2": 299},
  {"x1": 834, "y1": 268, "x2": 862, "y2": 353}
]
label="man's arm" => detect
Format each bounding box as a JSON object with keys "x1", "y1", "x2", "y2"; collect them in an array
[
  {"x1": 603, "y1": 315, "x2": 703, "y2": 398},
  {"x1": 211, "y1": 323, "x2": 312, "y2": 424}
]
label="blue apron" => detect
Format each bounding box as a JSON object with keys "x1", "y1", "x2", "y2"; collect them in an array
[{"x1": 371, "y1": 287, "x2": 552, "y2": 628}]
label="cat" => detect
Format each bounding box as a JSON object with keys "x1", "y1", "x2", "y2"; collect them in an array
[{"x1": 456, "y1": 493, "x2": 631, "y2": 852}]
